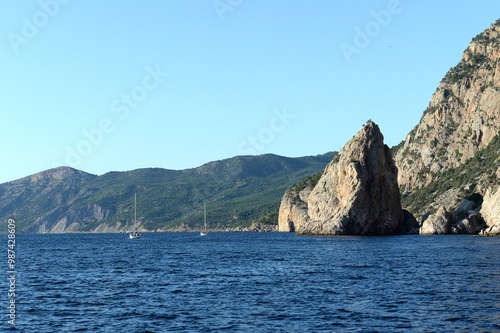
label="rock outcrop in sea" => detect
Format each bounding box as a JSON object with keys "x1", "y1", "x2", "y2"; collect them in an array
[
  {"x1": 480, "y1": 186, "x2": 500, "y2": 235},
  {"x1": 279, "y1": 121, "x2": 414, "y2": 235},
  {"x1": 419, "y1": 207, "x2": 452, "y2": 235}
]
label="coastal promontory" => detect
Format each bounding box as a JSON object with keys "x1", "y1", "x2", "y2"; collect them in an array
[{"x1": 280, "y1": 121, "x2": 411, "y2": 236}]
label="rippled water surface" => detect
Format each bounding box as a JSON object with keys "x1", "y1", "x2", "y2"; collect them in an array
[{"x1": 5, "y1": 233, "x2": 500, "y2": 332}]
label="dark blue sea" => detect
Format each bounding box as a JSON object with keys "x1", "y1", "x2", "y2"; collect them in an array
[{"x1": 3, "y1": 232, "x2": 500, "y2": 332}]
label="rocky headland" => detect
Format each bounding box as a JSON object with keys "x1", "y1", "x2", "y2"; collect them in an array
[
  {"x1": 279, "y1": 121, "x2": 418, "y2": 235},
  {"x1": 1, "y1": 21, "x2": 498, "y2": 235},
  {"x1": 279, "y1": 19, "x2": 500, "y2": 236}
]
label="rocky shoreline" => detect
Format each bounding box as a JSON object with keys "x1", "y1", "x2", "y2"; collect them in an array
[
  {"x1": 278, "y1": 121, "x2": 499, "y2": 237},
  {"x1": 278, "y1": 19, "x2": 500, "y2": 237}
]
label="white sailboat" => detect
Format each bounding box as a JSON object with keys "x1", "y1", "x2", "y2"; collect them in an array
[
  {"x1": 129, "y1": 193, "x2": 141, "y2": 239},
  {"x1": 200, "y1": 202, "x2": 208, "y2": 236}
]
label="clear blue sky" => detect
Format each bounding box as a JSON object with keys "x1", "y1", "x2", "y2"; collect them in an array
[{"x1": 1, "y1": 1, "x2": 499, "y2": 183}]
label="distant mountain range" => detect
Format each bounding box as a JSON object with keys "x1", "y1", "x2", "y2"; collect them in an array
[
  {"x1": 4, "y1": 20, "x2": 500, "y2": 234},
  {"x1": 0, "y1": 153, "x2": 334, "y2": 233}
]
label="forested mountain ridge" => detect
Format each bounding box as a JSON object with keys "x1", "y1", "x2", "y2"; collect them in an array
[{"x1": 0, "y1": 153, "x2": 334, "y2": 233}]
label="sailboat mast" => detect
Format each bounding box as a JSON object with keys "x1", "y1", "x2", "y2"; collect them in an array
[
  {"x1": 204, "y1": 202, "x2": 207, "y2": 230},
  {"x1": 134, "y1": 193, "x2": 137, "y2": 224}
]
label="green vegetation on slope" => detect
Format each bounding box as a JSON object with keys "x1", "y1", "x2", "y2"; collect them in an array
[
  {"x1": 0, "y1": 153, "x2": 334, "y2": 232},
  {"x1": 444, "y1": 19, "x2": 499, "y2": 84},
  {"x1": 291, "y1": 170, "x2": 324, "y2": 192},
  {"x1": 401, "y1": 132, "x2": 500, "y2": 216}
]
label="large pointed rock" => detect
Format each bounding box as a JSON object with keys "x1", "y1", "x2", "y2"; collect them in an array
[{"x1": 297, "y1": 121, "x2": 404, "y2": 235}]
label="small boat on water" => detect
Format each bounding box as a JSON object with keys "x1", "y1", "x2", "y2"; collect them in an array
[
  {"x1": 200, "y1": 202, "x2": 208, "y2": 236},
  {"x1": 129, "y1": 193, "x2": 141, "y2": 239}
]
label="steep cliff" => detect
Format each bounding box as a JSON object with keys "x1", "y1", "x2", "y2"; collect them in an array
[
  {"x1": 394, "y1": 19, "x2": 500, "y2": 192},
  {"x1": 277, "y1": 173, "x2": 319, "y2": 232},
  {"x1": 401, "y1": 131, "x2": 499, "y2": 218},
  {"x1": 282, "y1": 121, "x2": 408, "y2": 235},
  {"x1": 279, "y1": 21, "x2": 500, "y2": 235}
]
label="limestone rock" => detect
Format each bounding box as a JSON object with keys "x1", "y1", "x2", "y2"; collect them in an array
[
  {"x1": 238, "y1": 222, "x2": 277, "y2": 232},
  {"x1": 297, "y1": 121, "x2": 404, "y2": 235},
  {"x1": 398, "y1": 209, "x2": 419, "y2": 234},
  {"x1": 454, "y1": 199, "x2": 478, "y2": 219},
  {"x1": 481, "y1": 186, "x2": 500, "y2": 231},
  {"x1": 24, "y1": 203, "x2": 115, "y2": 233},
  {"x1": 453, "y1": 214, "x2": 485, "y2": 234},
  {"x1": 395, "y1": 20, "x2": 500, "y2": 192},
  {"x1": 480, "y1": 225, "x2": 500, "y2": 236},
  {"x1": 419, "y1": 206, "x2": 452, "y2": 235},
  {"x1": 278, "y1": 187, "x2": 312, "y2": 232}
]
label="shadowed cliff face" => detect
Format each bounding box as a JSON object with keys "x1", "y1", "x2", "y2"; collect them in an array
[
  {"x1": 395, "y1": 20, "x2": 500, "y2": 192},
  {"x1": 293, "y1": 121, "x2": 404, "y2": 235}
]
